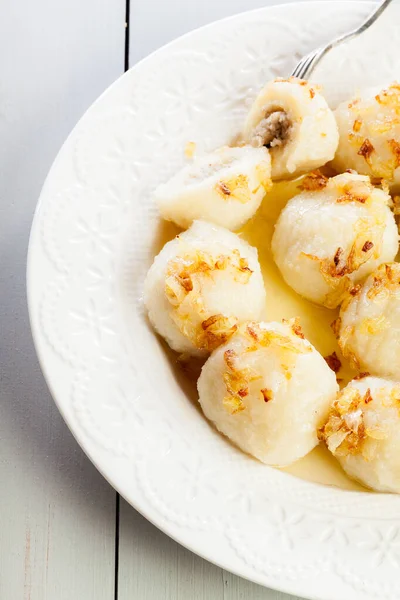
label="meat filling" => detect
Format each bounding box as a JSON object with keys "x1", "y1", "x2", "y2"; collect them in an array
[{"x1": 252, "y1": 110, "x2": 291, "y2": 149}]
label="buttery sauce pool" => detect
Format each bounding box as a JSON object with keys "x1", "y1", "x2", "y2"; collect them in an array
[{"x1": 154, "y1": 178, "x2": 367, "y2": 492}]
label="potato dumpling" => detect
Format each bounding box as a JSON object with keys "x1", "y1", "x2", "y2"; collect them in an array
[
  {"x1": 144, "y1": 221, "x2": 266, "y2": 356},
  {"x1": 271, "y1": 172, "x2": 398, "y2": 308},
  {"x1": 243, "y1": 77, "x2": 338, "y2": 180},
  {"x1": 320, "y1": 376, "x2": 400, "y2": 493},
  {"x1": 336, "y1": 263, "x2": 400, "y2": 378},
  {"x1": 198, "y1": 320, "x2": 338, "y2": 466},
  {"x1": 155, "y1": 145, "x2": 272, "y2": 231},
  {"x1": 332, "y1": 82, "x2": 400, "y2": 190}
]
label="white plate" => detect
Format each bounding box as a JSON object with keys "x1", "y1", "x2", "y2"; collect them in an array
[{"x1": 27, "y1": 3, "x2": 400, "y2": 599}]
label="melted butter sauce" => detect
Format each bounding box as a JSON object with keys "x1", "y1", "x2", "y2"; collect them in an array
[
  {"x1": 240, "y1": 180, "x2": 366, "y2": 490},
  {"x1": 154, "y1": 179, "x2": 367, "y2": 492}
]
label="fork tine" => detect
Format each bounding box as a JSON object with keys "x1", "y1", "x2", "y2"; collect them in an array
[
  {"x1": 292, "y1": 47, "x2": 324, "y2": 80},
  {"x1": 292, "y1": 53, "x2": 310, "y2": 79},
  {"x1": 291, "y1": 0, "x2": 394, "y2": 80},
  {"x1": 299, "y1": 55, "x2": 316, "y2": 79},
  {"x1": 292, "y1": 51, "x2": 316, "y2": 79},
  {"x1": 299, "y1": 52, "x2": 316, "y2": 79}
]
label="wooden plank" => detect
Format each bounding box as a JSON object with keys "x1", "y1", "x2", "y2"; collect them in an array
[
  {"x1": 128, "y1": 0, "x2": 369, "y2": 65},
  {"x1": 118, "y1": 501, "x2": 294, "y2": 600},
  {"x1": 222, "y1": 571, "x2": 298, "y2": 600},
  {"x1": 129, "y1": 0, "x2": 269, "y2": 65},
  {"x1": 118, "y1": 500, "x2": 224, "y2": 599},
  {"x1": 118, "y1": 499, "x2": 223, "y2": 600},
  {"x1": 0, "y1": 1, "x2": 125, "y2": 598}
]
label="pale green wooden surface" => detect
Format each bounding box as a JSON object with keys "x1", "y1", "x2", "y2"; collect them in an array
[
  {"x1": 0, "y1": 1, "x2": 124, "y2": 598},
  {"x1": 118, "y1": 499, "x2": 294, "y2": 600}
]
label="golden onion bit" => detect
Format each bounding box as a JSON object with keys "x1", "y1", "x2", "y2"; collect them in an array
[{"x1": 165, "y1": 249, "x2": 254, "y2": 352}]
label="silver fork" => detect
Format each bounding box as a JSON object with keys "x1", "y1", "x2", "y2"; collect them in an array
[{"x1": 292, "y1": 0, "x2": 394, "y2": 80}]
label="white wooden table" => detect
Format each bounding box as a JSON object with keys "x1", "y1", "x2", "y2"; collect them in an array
[{"x1": 0, "y1": 1, "x2": 366, "y2": 598}]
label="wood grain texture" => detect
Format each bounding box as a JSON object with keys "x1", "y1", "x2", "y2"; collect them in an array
[
  {"x1": 118, "y1": 500, "x2": 293, "y2": 600},
  {"x1": 129, "y1": 0, "x2": 268, "y2": 65},
  {"x1": 0, "y1": 1, "x2": 125, "y2": 598}
]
